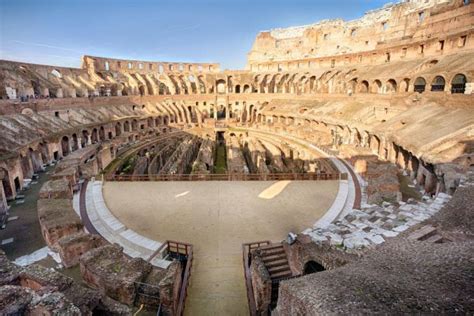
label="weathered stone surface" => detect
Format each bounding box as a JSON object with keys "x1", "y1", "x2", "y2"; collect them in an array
[
  {"x1": 0, "y1": 285, "x2": 35, "y2": 315},
  {"x1": 157, "y1": 261, "x2": 182, "y2": 315},
  {"x1": 249, "y1": 253, "x2": 272, "y2": 313},
  {"x1": 0, "y1": 250, "x2": 21, "y2": 286},
  {"x1": 57, "y1": 232, "x2": 107, "y2": 268},
  {"x1": 37, "y1": 199, "x2": 83, "y2": 249},
  {"x1": 366, "y1": 161, "x2": 400, "y2": 205},
  {"x1": 38, "y1": 179, "x2": 73, "y2": 200},
  {"x1": 79, "y1": 244, "x2": 152, "y2": 306},
  {"x1": 28, "y1": 291, "x2": 81, "y2": 315},
  {"x1": 19, "y1": 263, "x2": 73, "y2": 291}
]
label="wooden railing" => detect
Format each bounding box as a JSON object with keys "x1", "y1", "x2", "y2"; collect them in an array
[
  {"x1": 147, "y1": 240, "x2": 193, "y2": 316},
  {"x1": 106, "y1": 172, "x2": 347, "y2": 182},
  {"x1": 242, "y1": 241, "x2": 271, "y2": 316}
]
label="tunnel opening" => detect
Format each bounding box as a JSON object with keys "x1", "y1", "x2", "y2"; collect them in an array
[{"x1": 303, "y1": 260, "x2": 326, "y2": 275}]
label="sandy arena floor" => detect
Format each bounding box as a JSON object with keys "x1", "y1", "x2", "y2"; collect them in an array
[{"x1": 103, "y1": 180, "x2": 338, "y2": 315}]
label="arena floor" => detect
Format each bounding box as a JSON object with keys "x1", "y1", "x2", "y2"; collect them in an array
[{"x1": 103, "y1": 180, "x2": 339, "y2": 315}]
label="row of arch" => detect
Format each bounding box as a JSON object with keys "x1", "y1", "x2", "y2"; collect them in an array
[
  {"x1": 252, "y1": 71, "x2": 469, "y2": 95},
  {"x1": 252, "y1": 113, "x2": 444, "y2": 194}
]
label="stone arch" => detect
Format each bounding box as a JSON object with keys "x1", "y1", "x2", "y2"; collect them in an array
[
  {"x1": 431, "y1": 76, "x2": 446, "y2": 92},
  {"x1": 0, "y1": 167, "x2": 13, "y2": 199},
  {"x1": 414, "y1": 77, "x2": 426, "y2": 93},
  {"x1": 216, "y1": 79, "x2": 226, "y2": 94},
  {"x1": 115, "y1": 122, "x2": 122, "y2": 136},
  {"x1": 99, "y1": 126, "x2": 106, "y2": 141},
  {"x1": 81, "y1": 130, "x2": 89, "y2": 147},
  {"x1": 72, "y1": 133, "x2": 79, "y2": 151},
  {"x1": 451, "y1": 73, "x2": 467, "y2": 94},
  {"x1": 138, "y1": 85, "x2": 146, "y2": 96},
  {"x1": 303, "y1": 260, "x2": 326, "y2": 275},
  {"x1": 400, "y1": 78, "x2": 410, "y2": 92},
  {"x1": 91, "y1": 128, "x2": 98, "y2": 143},
  {"x1": 385, "y1": 79, "x2": 397, "y2": 94},
  {"x1": 61, "y1": 136, "x2": 70, "y2": 156},
  {"x1": 371, "y1": 80, "x2": 382, "y2": 94},
  {"x1": 358, "y1": 80, "x2": 369, "y2": 93}
]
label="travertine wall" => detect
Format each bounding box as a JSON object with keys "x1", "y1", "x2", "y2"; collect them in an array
[{"x1": 247, "y1": 0, "x2": 473, "y2": 71}]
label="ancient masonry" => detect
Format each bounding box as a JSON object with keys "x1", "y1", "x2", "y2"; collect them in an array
[{"x1": 0, "y1": 0, "x2": 473, "y2": 315}]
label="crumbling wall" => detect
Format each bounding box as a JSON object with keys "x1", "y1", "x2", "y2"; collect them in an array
[
  {"x1": 37, "y1": 199, "x2": 83, "y2": 250},
  {"x1": 57, "y1": 232, "x2": 107, "y2": 268},
  {"x1": 366, "y1": 161, "x2": 401, "y2": 204},
  {"x1": 249, "y1": 252, "x2": 272, "y2": 313}
]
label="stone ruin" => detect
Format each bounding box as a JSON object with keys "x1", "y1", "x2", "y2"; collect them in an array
[{"x1": 0, "y1": 0, "x2": 473, "y2": 314}]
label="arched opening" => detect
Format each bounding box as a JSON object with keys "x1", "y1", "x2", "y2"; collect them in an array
[
  {"x1": 91, "y1": 128, "x2": 98, "y2": 143},
  {"x1": 303, "y1": 261, "x2": 325, "y2": 275},
  {"x1": 72, "y1": 133, "x2": 79, "y2": 151},
  {"x1": 31, "y1": 80, "x2": 41, "y2": 97},
  {"x1": 138, "y1": 85, "x2": 146, "y2": 96},
  {"x1": 14, "y1": 177, "x2": 21, "y2": 193},
  {"x1": 124, "y1": 121, "x2": 130, "y2": 132},
  {"x1": 385, "y1": 79, "x2": 397, "y2": 94},
  {"x1": 359, "y1": 80, "x2": 369, "y2": 93},
  {"x1": 451, "y1": 74, "x2": 467, "y2": 94},
  {"x1": 121, "y1": 84, "x2": 129, "y2": 96},
  {"x1": 132, "y1": 120, "x2": 138, "y2": 131},
  {"x1": 235, "y1": 85, "x2": 241, "y2": 93},
  {"x1": 217, "y1": 105, "x2": 226, "y2": 120},
  {"x1": 371, "y1": 80, "x2": 382, "y2": 94},
  {"x1": 400, "y1": 78, "x2": 410, "y2": 92},
  {"x1": 115, "y1": 122, "x2": 122, "y2": 136},
  {"x1": 216, "y1": 79, "x2": 226, "y2": 94},
  {"x1": 61, "y1": 136, "x2": 70, "y2": 156},
  {"x1": 431, "y1": 76, "x2": 445, "y2": 92},
  {"x1": 414, "y1": 77, "x2": 426, "y2": 93},
  {"x1": 0, "y1": 168, "x2": 13, "y2": 199},
  {"x1": 243, "y1": 84, "x2": 251, "y2": 93},
  {"x1": 82, "y1": 130, "x2": 89, "y2": 147},
  {"x1": 99, "y1": 126, "x2": 106, "y2": 141}
]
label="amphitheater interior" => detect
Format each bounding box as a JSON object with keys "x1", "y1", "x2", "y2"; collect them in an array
[{"x1": 0, "y1": 0, "x2": 473, "y2": 315}]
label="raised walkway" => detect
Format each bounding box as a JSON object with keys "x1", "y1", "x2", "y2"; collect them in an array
[{"x1": 80, "y1": 179, "x2": 170, "y2": 268}]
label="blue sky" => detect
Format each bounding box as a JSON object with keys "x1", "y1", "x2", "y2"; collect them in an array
[{"x1": 0, "y1": 0, "x2": 391, "y2": 70}]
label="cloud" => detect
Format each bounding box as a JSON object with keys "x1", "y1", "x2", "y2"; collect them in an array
[{"x1": 10, "y1": 40, "x2": 83, "y2": 54}]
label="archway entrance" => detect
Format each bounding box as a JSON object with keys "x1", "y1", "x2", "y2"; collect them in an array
[
  {"x1": 451, "y1": 74, "x2": 467, "y2": 94},
  {"x1": 0, "y1": 168, "x2": 13, "y2": 199},
  {"x1": 303, "y1": 260, "x2": 326, "y2": 274}
]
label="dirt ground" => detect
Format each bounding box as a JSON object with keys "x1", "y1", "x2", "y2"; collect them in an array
[{"x1": 103, "y1": 180, "x2": 338, "y2": 316}]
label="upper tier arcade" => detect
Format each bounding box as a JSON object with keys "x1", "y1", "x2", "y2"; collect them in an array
[{"x1": 247, "y1": 0, "x2": 473, "y2": 71}]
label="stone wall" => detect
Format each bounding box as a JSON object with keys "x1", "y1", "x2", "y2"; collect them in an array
[{"x1": 249, "y1": 253, "x2": 272, "y2": 313}]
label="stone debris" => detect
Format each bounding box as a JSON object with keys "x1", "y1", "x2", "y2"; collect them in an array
[{"x1": 304, "y1": 192, "x2": 452, "y2": 250}]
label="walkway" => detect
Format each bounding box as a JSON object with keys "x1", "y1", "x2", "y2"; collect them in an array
[
  {"x1": 0, "y1": 166, "x2": 53, "y2": 260},
  {"x1": 101, "y1": 180, "x2": 338, "y2": 315}
]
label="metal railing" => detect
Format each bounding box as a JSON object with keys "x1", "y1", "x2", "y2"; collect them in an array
[
  {"x1": 148, "y1": 240, "x2": 193, "y2": 316},
  {"x1": 107, "y1": 172, "x2": 346, "y2": 182}
]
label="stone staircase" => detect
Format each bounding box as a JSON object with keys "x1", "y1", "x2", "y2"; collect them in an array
[
  {"x1": 409, "y1": 225, "x2": 444, "y2": 243},
  {"x1": 257, "y1": 243, "x2": 293, "y2": 309}
]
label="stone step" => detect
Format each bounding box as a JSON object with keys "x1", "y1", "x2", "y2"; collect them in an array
[
  {"x1": 268, "y1": 264, "x2": 291, "y2": 274},
  {"x1": 261, "y1": 246, "x2": 285, "y2": 256},
  {"x1": 270, "y1": 270, "x2": 292, "y2": 280},
  {"x1": 424, "y1": 234, "x2": 444, "y2": 244},
  {"x1": 262, "y1": 251, "x2": 286, "y2": 261},
  {"x1": 265, "y1": 258, "x2": 288, "y2": 268},
  {"x1": 258, "y1": 243, "x2": 283, "y2": 251},
  {"x1": 408, "y1": 225, "x2": 437, "y2": 241}
]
